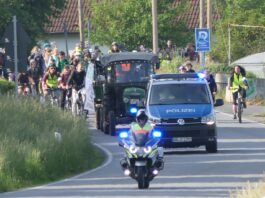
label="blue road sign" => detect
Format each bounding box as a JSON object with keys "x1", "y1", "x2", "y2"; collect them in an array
[{"x1": 195, "y1": 28, "x2": 211, "y2": 52}]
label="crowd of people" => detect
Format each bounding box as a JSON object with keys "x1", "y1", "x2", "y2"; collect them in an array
[{"x1": 0, "y1": 40, "x2": 248, "y2": 120}]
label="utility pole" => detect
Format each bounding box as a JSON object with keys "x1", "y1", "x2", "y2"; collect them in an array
[
  {"x1": 78, "y1": 0, "x2": 85, "y2": 50},
  {"x1": 228, "y1": 24, "x2": 231, "y2": 66},
  {"x1": 199, "y1": 0, "x2": 205, "y2": 68},
  {"x1": 152, "y1": 0, "x2": 158, "y2": 54},
  {"x1": 13, "y1": 16, "x2": 18, "y2": 96},
  {"x1": 63, "y1": 21, "x2": 69, "y2": 57},
  {"x1": 207, "y1": 0, "x2": 212, "y2": 42}
]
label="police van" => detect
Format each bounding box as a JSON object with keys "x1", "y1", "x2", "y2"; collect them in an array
[{"x1": 146, "y1": 73, "x2": 223, "y2": 153}]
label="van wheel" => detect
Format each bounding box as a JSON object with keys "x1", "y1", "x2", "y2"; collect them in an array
[{"x1": 206, "y1": 140, "x2": 217, "y2": 153}]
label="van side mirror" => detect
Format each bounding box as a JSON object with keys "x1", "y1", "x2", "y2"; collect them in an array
[{"x1": 214, "y1": 99, "x2": 224, "y2": 107}]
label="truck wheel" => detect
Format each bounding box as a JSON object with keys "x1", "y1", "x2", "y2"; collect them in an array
[
  {"x1": 109, "y1": 111, "x2": 116, "y2": 136},
  {"x1": 103, "y1": 122, "x2": 109, "y2": 134},
  {"x1": 96, "y1": 109, "x2": 100, "y2": 130},
  {"x1": 206, "y1": 140, "x2": 217, "y2": 153}
]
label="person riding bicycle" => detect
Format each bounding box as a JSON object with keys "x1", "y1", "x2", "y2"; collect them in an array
[
  {"x1": 18, "y1": 71, "x2": 30, "y2": 95},
  {"x1": 42, "y1": 63, "x2": 60, "y2": 98},
  {"x1": 229, "y1": 65, "x2": 248, "y2": 119},
  {"x1": 27, "y1": 59, "x2": 43, "y2": 95},
  {"x1": 68, "y1": 63, "x2": 86, "y2": 115},
  {"x1": 59, "y1": 65, "x2": 72, "y2": 110}
]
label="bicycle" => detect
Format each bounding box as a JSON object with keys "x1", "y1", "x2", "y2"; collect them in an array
[
  {"x1": 237, "y1": 91, "x2": 244, "y2": 123},
  {"x1": 73, "y1": 88, "x2": 87, "y2": 118},
  {"x1": 231, "y1": 87, "x2": 245, "y2": 123},
  {"x1": 64, "y1": 88, "x2": 72, "y2": 111},
  {"x1": 47, "y1": 88, "x2": 60, "y2": 107}
]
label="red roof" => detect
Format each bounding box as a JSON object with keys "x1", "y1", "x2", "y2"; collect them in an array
[
  {"x1": 45, "y1": 0, "x2": 219, "y2": 34},
  {"x1": 175, "y1": 0, "x2": 220, "y2": 28},
  {"x1": 45, "y1": 0, "x2": 90, "y2": 34}
]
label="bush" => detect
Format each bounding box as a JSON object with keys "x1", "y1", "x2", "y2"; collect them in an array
[
  {"x1": 0, "y1": 79, "x2": 15, "y2": 94},
  {"x1": 206, "y1": 63, "x2": 234, "y2": 75},
  {"x1": 0, "y1": 95, "x2": 103, "y2": 192}
]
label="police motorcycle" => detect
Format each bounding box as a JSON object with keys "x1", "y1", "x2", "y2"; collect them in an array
[{"x1": 118, "y1": 110, "x2": 164, "y2": 189}]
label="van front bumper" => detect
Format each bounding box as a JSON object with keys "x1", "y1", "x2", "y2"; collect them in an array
[{"x1": 154, "y1": 123, "x2": 217, "y2": 148}]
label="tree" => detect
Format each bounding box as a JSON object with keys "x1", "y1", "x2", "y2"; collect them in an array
[
  {"x1": 211, "y1": 0, "x2": 265, "y2": 63},
  {"x1": 89, "y1": 0, "x2": 191, "y2": 51},
  {"x1": 0, "y1": 0, "x2": 66, "y2": 42}
]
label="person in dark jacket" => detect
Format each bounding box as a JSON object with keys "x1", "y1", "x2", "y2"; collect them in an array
[{"x1": 204, "y1": 70, "x2": 217, "y2": 102}]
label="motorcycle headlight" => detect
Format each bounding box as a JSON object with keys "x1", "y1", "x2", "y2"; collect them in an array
[
  {"x1": 143, "y1": 146, "x2": 152, "y2": 154},
  {"x1": 201, "y1": 113, "x2": 215, "y2": 125},
  {"x1": 129, "y1": 145, "x2": 139, "y2": 154}
]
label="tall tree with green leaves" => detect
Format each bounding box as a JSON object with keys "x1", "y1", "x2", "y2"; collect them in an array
[
  {"x1": 0, "y1": 0, "x2": 66, "y2": 42},
  {"x1": 211, "y1": 0, "x2": 265, "y2": 64},
  {"x1": 89, "y1": 0, "x2": 191, "y2": 51}
]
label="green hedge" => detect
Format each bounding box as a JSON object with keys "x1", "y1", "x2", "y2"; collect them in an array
[
  {"x1": 0, "y1": 95, "x2": 103, "y2": 192},
  {"x1": 0, "y1": 79, "x2": 15, "y2": 94}
]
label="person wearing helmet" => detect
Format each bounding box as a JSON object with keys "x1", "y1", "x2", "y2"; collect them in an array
[
  {"x1": 130, "y1": 110, "x2": 153, "y2": 135},
  {"x1": 42, "y1": 63, "x2": 60, "y2": 97}
]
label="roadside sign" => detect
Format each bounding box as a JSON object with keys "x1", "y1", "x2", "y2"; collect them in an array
[{"x1": 195, "y1": 28, "x2": 211, "y2": 52}]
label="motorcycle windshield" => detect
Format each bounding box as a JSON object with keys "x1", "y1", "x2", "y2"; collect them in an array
[{"x1": 132, "y1": 132, "x2": 149, "y2": 147}]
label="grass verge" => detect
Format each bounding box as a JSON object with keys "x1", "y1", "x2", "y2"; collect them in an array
[
  {"x1": 0, "y1": 95, "x2": 104, "y2": 192},
  {"x1": 230, "y1": 180, "x2": 265, "y2": 198}
]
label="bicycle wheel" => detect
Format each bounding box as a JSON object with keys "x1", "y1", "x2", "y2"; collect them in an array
[{"x1": 237, "y1": 98, "x2": 242, "y2": 123}]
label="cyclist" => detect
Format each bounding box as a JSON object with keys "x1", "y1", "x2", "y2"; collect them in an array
[
  {"x1": 42, "y1": 64, "x2": 60, "y2": 98},
  {"x1": 59, "y1": 65, "x2": 72, "y2": 110},
  {"x1": 229, "y1": 65, "x2": 248, "y2": 119},
  {"x1": 68, "y1": 63, "x2": 86, "y2": 115},
  {"x1": 27, "y1": 59, "x2": 43, "y2": 95},
  {"x1": 18, "y1": 71, "x2": 30, "y2": 95}
]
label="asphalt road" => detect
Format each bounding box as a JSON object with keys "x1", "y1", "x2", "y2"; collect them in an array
[{"x1": 2, "y1": 110, "x2": 265, "y2": 198}]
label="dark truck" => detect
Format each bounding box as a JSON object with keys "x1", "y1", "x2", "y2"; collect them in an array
[{"x1": 94, "y1": 52, "x2": 159, "y2": 136}]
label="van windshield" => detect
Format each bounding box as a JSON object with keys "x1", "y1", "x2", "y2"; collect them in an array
[{"x1": 149, "y1": 83, "x2": 211, "y2": 105}]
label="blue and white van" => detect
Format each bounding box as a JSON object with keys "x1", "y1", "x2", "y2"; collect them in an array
[{"x1": 146, "y1": 73, "x2": 223, "y2": 153}]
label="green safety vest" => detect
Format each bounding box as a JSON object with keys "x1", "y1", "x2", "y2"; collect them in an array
[
  {"x1": 232, "y1": 73, "x2": 246, "y2": 93},
  {"x1": 131, "y1": 122, "x2": 153, "y2": 134},
  {"x1": 46, "y1": 74, "x2": 58, "y2": 88}
]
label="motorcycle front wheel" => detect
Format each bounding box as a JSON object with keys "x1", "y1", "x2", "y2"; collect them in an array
[{"x1": 137, "y1": 166, "x2": 149, "y2": 189}]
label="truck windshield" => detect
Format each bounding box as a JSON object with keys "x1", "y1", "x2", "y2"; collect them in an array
[
  {"x1": 111, "y1": 61, "x2": 153, "y2": 83},
  {"x1": 149, "y1": 83, "x2": 211, "y2": 105}
]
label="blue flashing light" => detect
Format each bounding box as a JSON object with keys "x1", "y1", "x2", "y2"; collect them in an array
[
  {"x1": 197, "y1": 73, "x2": 205, "y2": 79},
  {"x1": 152, "y1": 130, "x2": 162, "y2": 138},
  {"x1": 130, "y1": 107, "x2": 138, "y2": 114},
  {"x1": 119, "y1": 131, "x2": 129, "y2": 139}
]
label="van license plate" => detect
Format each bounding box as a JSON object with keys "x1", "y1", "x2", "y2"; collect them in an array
[{"x1": 172, "y1": 137, "x2": 192, "y2": 142}]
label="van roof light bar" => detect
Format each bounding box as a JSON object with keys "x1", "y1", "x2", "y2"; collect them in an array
[{"x1": 151, "y1": 73, "x2": 200, "y2": 80}]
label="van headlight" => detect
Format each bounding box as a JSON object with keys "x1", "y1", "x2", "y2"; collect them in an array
[{"x1": 201, "y1": 113, "x2": 215, "y2": 125}]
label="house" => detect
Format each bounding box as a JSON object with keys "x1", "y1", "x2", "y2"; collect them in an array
[{"x1": 43, "y1": 0, "x2": 104, "y2": 54}]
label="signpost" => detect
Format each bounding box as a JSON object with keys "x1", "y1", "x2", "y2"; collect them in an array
[{"x1": 195, "y1": 28, "x2": 211, "y2": 69}]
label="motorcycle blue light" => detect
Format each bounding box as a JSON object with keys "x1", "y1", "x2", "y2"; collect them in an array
[
  {"x1": 130, "y1": 107, "x2": 138, "y2": 114},
  {"x1": 152, "y1": 130, "x2": 162, "y2": 138},
  {"x1": 119, "y1": 131, "x2": 129, "y2": 139}
]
